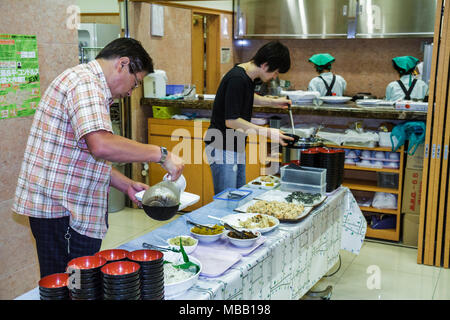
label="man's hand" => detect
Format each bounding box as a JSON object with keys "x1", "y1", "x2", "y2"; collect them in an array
[
  {"x1": 126, "y1": 181, "x2": 149, "y2": 206},
  {"x1": 272, "y1": 96, "x2": 292, "y2": 109},
  {"x1": 266, "y1": 128, "x2": 295, "y2": 146},
  {"x1": 161, "y1": 151, "x2": 184, "y2": 181}
]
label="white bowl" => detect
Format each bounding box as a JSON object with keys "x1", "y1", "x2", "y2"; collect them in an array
[
  {"x1": 374, "y1": 151, "x2": 386, "y2": 160},
  {"x1": 361, "y1": 150, "x2": 372, "y2": 158},
  {"x1": 190, "y1": 226, "x2": 224, "y2": 243},
  {"x1": 164, "y1": 254, "x2": 202, "y2": 299},
  {"x1": 225, "y1": 230, "x2": 261, "y2": 247},
  {"x1": 387, "y1": 152, "x2": 400, "y2": 160},
  {"x1": 166, "y1": 236, "x2": 198, "y2": 254}
]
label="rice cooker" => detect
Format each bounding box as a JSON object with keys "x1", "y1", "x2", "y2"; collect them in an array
[{"x1": 281, "y1": 137, "x2": 323, "y2": 165}]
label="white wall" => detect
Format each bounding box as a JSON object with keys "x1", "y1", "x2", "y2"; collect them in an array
[
  {"x1": 172, "y1": 1, "x2": 232, "y2": 11},
  {"x1": 76, "y1": 0, "x2": 119, "y2": 13},
  {"x1": 76, "y1": 0, "x2": 232, "y2": 13}
]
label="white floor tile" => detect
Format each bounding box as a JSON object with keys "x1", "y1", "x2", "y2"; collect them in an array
[{"x1": 332, "y1": 262, "x2": 438, "y2": 300}]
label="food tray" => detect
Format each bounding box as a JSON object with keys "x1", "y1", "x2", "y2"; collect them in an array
[
  {"x1": 254, "y1": 189, "x2": 327, "y2": 208},
  {"x1": 234, "y1": 199, "x2": 313, "y2": 222},
  {"x1": 191, "y1": 246, "x2": 241, "y2": 278},
  {"x1": 213, "y1": 188, "x2": 253, "y2": 210},
  {"x1": 280, "y1": 165, "x2": 326, "y2": 186},
  {"x1": 247, "y1": 175, "x2": 280, "y2": 189}
]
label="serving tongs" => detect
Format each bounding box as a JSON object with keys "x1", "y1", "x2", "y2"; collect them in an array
[
  {"x1": 206, "y1": 215, "x2": 249, "y2": 239},
  {"x1": 223, "y1": 222, "x2": 251, "y2": 239},
  {"x1": 142, "y1": 241, "x2": 200, "y2": 273},
  {"x1": 142, "y1": 242, "x2": 179, "y2": 253},
  {"x1": 186, "y1": 219, "x2": 216, "y2": 231}
]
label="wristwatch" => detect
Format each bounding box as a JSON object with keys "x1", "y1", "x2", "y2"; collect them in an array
[{"x1": 158, "y1": 146, "x2": 168, "y2": 165}]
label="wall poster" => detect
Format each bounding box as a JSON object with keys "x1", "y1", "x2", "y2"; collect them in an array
[{"x1": 0, "y1": 34, "x2": 40, "y2": 120}]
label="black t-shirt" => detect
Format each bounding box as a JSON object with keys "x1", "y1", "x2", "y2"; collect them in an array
[{"x1": 204, "y1": 65, "x2": 255, "y2": 153}]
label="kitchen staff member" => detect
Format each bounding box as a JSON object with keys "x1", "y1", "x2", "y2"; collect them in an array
[
  {"x1": 204, "y1": 41, "x2": 293, "y2": 195},
  {"x1": 12, "y1": 38, "x2": 184, "y2": 278},
  {"x1": 385, "y1": 56, "x2": 428, "y2": 101},
  {"x1": 307, "y1": 53, "x2": 347, "y2": 96}
]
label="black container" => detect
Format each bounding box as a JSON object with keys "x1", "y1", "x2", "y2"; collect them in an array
[
  {"x1": 301, "y1": 149, "x2": 320, "y2": 167},
  {"x1": 142, "y1": 204, "x2": 179, "y2": 221}
]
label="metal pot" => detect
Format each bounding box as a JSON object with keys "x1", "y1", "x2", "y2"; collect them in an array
[{"x1": 281, "y1": 137, "x2": 323, "y2": 165}]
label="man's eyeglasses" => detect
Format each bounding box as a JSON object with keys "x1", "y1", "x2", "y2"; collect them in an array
[{"x1": 128, "y1": 64, "x2": 141, "y2": 89}]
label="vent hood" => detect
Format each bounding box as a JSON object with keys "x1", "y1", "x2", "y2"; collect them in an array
[{"x1": 233, "y1": 0, "x2": 437, "y2": 39}]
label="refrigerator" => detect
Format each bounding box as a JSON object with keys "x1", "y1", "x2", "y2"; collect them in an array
[{"x1": 78, "y1": 23, "x2": 121, "y2": 64}]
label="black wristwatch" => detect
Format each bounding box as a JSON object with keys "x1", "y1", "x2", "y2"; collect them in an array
[{"x1": 158, "y1": 146, "x2": 168, "y2": 164}]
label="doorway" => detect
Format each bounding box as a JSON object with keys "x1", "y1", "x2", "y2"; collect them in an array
[{"x1": 191, "y1": 12, "x2": 220, "y2": 94}]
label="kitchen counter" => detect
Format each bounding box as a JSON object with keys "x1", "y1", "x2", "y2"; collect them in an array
[{"x1": 141, "y1": 98, "x2": 427, "y2": 120}]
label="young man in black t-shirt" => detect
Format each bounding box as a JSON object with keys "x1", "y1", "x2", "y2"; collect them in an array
[{"x1": 204, "y1": 41, "x2": 293, "y2": 195}]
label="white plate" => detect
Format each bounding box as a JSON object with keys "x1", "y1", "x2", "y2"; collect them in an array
[
  {"x1": 220, "y1": 213, "x2": 279, "y2": 234},
  {"x1": 135, "y1": 191, "x2": 200, "y2": 211},
  {"x1": 356, "y1": 99, "x2": 382, "y2": 105},
  {"x1": 247, "y1": 175, "x2": 280, "y2": 190},
  {"x1": 319, "y1": 96, "x2": 352, "y2": 104},
  {"x1": 234, "y1": 200, "x2": 313, "y2": 222},
  {"x1": 255, "y1": 189, "x2": 327, "y2": 207},
  {"x1": 191, "y1": 246, "x2": 241, "y2": 278}
]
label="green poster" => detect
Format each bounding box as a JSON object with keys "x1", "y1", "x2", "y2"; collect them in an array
[{"x1": 0, "y1": 34, "x2": 40, "y2": 120}]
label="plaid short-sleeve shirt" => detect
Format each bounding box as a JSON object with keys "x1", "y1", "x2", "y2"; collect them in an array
[{"x1": 13, "y1": 60, "x2": 114, "y2": 239}]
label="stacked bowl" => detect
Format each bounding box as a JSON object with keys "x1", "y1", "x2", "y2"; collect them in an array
[
  {"x1": 38, "y1": 273, "x2": 70, "y2": 300},
  {"x1": 127, "y1": 250, "x2": 165, "y2": 300},
  {"x1": 94, "y1": 249, "x2": 129, "y2": 263},
  {"x1": 101, "y1": 261, "x2": 142, "y2": 300},
  {"x1": 318, "y1": 148, "x2": 341, "y2": 193},
  {"x1": 66, "y1": 255, "x2": 107, "y2": 300}
]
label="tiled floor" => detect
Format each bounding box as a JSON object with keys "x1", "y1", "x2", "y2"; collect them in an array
[{"x1": 104, "y1": 207, "x2": 450, "y2": 300}]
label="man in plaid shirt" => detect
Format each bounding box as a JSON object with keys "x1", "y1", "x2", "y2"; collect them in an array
[{"x1": 13, "y1": 38, "x2": 184, "y2": 278}]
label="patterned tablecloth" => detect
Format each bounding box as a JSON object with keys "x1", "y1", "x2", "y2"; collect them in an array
[{"x1": 16, "y1": 186, "x2": 366, "y2": 300}]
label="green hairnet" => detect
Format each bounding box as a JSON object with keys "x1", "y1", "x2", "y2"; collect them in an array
[
  {"x1": 309, "y1": 53, "x2": 335, "y2": 66},
  {"x1": 392, "y1": 56, "x2": 419, "y2": 73}
]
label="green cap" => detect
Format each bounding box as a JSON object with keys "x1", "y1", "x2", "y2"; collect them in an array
[
  {"x1": 309, "y1": 53, "x2": 335, "y2": 66},
  {"x1": 392, "y1": 56, "x2": 419, "y2": 73}
]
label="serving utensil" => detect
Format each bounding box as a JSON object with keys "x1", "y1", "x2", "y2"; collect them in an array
[
  {"x1": 186, "y1": 220, "x2": 216, "y2": 231},
  {"x1": 142, "y1": 242, "x2": 199, "y2": 273}
]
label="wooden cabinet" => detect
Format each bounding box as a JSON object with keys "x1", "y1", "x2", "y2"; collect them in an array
[
  {"x1": 326, "y1": 144, "x2": 405, "y2": 242},
  {"x1": 148, "y1": 118, "x2": 264, "y2": 210}
]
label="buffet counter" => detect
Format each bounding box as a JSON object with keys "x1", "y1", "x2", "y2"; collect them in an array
[
  {"x1": 16, "y1": 186, "x2": 366, "y2": 300},
  {"x1": 141, "y1": 98, "x2": 427, "y2": 121}
]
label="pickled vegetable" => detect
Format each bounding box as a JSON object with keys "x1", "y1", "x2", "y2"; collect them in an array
[
  {"x1": 191, "y1": 224, "x2": 224, "y2": 235},
  {"x1": 168, "y1": 236, "x2": 196, "y2": 246}
]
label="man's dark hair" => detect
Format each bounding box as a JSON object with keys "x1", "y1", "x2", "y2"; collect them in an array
[
  {"x1": 315, "y1": 62, "x2": 332, "y2": 73},
  {"x1": 251, "y1": 41, "x2": 290, "y2": 73},
  {"x1": 96, "y1": 38, "x2": 154, "y2": 74}
]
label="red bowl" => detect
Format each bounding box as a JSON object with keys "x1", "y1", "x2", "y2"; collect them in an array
[
  {"x1": 127, "y1": 250, "x2": 163, "y2": 262},
  {"x1": 94, "y1": 249, "x2": 129, "y2": 261},
  {"x1": 38, "y1": 273, "x2": 69, "y2": 289},
  {"x1": 67, "y1": 255, "x2": 107, "y2": 270},
  {"x1": 101, "y1": 261, "x2": 140, "y2": 276}
]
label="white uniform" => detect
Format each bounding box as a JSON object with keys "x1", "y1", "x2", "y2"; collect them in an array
[
  {"x1": 385, "y1": 75, "x2": 428, "y2": 101},
  {"x1": 308, "y1": 72, "x2": 347, "y2": 96}
]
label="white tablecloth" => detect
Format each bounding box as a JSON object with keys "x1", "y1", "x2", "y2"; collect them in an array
[{"x1": 16, "y1": 186, "x2": 366, "y2": 300}]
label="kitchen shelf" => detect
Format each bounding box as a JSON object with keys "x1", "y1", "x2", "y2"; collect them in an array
[
  {"x1": 326, "y1": 144, "x2": 405, "y2": 242},
  {"x1": 360, "y1": 206, "x2": 399, "y2": 215},
  {"x1": 365, "y1": 226, "x2": 398, "y2": 242},
  {"x1": 344, "y1": 165, "x2": 400, "y2": 173},
  {"x1": 342, "y1": 179, "x2": 399, "y2": 194}
]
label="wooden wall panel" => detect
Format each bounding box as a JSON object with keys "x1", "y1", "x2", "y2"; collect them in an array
[{"x1": 417, "y1": 0, "x2": 450, "y2": 267}]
